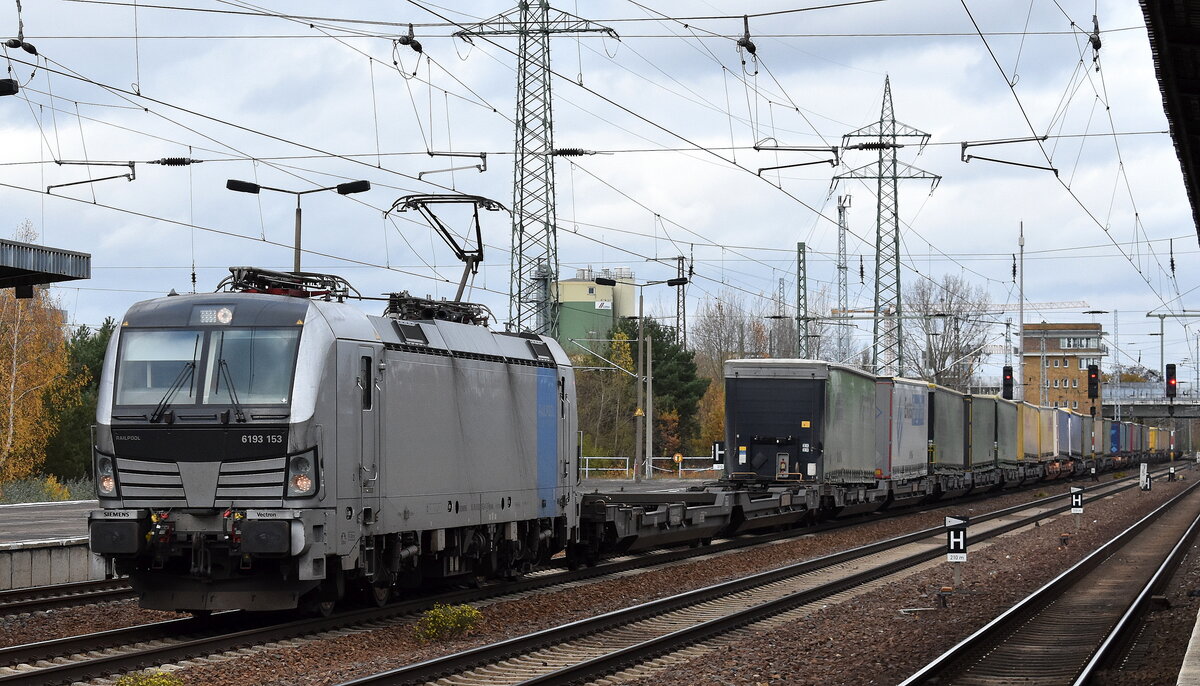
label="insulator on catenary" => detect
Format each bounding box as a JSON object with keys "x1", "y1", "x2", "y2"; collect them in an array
[
  {"x1": 553, "y1": 148, "x2": 590, "y2": 157},
  {"x1": 151, "y1": 157, "x2": 202, "y2": 166}
]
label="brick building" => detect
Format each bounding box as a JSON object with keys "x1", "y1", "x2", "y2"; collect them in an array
[{"x1": 1021, "y1": 322, "x2": 1106, "y2": 412}]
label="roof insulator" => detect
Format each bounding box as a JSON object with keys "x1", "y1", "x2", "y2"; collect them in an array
[{"x1": 152, "y1": 157, "x2": 202, "y2": 166}]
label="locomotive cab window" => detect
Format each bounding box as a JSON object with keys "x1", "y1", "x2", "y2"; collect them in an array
[
  {"x1": 203, "y1": 329, "x2": 301, "y2": 405},
  {"x1": 115, "y1": 330, "x2": 203, "y2": 405},
  {"x1": 115, "y1": 327, "x2": 300, "y2": 408}
]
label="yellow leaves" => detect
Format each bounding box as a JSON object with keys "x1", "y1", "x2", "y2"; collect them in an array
[
  {"x1": 0, "y1": 287, "x2": 76, "y2": 483},
  {"x1": 697, "y1": 383, "x2": 726, "y2": 448},
  {"x1": 610, "y1": 331, "x2": 634, "y2": 375}
]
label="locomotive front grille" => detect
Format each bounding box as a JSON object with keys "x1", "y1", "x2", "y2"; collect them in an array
[
  {"x1": 115, "y1": 457, "x2": 186, "y2": 507},
  {"x1": 216, "y1": 456, "x2": 287, "y2": 507},
  {"x1": 113, "y1": 456, "x2": 287, "y2": 508}
]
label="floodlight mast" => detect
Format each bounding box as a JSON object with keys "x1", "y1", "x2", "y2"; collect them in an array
[{"x1": 226, "y1": 179, "x2": 371, "y2": 273}]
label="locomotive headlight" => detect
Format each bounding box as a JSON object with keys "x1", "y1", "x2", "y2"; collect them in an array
[
  {"x1": 96, "y1": 455, "x2": 117, "y2": 496},
  {"x1": 285, "y1": 451, "x2": 318, "y2": 497}
]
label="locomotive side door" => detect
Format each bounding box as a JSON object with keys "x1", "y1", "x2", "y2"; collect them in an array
[
  {"x1": 336, "y1": 342, "x2": 382, "y2": 525},
  {"x1": 357, "y1": 344, "x2": 382, "y2": 526}
]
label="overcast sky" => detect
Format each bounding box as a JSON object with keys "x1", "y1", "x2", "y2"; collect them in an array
[{"x1": 0, "y1": 0, "x2": 1193, "y2": 382}]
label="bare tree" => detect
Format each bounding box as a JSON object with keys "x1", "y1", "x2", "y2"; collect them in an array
[
  {"x1": 692, "y1": 292, "x2": 753, "y2": 379},
  {"x1": 902, "y1": 274, "x2": 993, "y2": 391}
]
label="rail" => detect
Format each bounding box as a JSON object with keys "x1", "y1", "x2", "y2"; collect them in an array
[
  {"x1": 898, "y1": 478, "x2": 1200, "y2": 685},
  {"x1": 333, "y1": 474, "x2": 1153, "y2": 686}
]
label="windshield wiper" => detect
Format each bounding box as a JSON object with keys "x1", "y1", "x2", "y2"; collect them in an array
[
  {"x1": 150, "y1": 361, "x2": 195, "y2": 423},
  {"x1": 218, "y1": 359, "x2": 246, "y2": 423}
]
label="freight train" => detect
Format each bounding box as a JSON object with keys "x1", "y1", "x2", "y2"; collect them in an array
[
  {"x1": 87, "y1": 269, "x2": 1173, "y2": 614},
  {"x1": 719, "y1": 359, "x2": 1172, "y2": 517}
]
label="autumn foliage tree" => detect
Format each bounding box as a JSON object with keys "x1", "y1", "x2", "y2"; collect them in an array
[
  {"x1": 0, "y1": 222, "x2": 82, "y2": 484},
  {"x1": 573, "y1": 331, "x2": 637, "y2": 457},
  {"x1": 0, "y1": 288, "x2": 79, "y2": 482}
]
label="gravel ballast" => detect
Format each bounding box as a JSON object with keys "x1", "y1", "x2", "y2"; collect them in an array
[
  {"x1": 5, "y1": 475, "x2": 1193, "y2": 686},
  {"x1": 174, "y1": 478, "x2": 1189, "y2": 686}
]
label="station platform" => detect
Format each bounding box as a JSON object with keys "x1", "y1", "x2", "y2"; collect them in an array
[
  {"x1": 1179, "y1": 605, "x2": 1200, "y2": 685},
  {"x1": 0, "y1": 500, "x2": 101, "y2": 590},
  {"x1": 0, "y1": 499, "x2": 94, "y2": 544}
]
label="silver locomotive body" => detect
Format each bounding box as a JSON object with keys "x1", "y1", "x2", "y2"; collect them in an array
[{"x1": 89, "y1": 290, "x2": 578, "y2": 612}]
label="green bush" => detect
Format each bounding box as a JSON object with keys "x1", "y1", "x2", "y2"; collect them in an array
[
  {"x1": 114, "y1": 671, "x2": 184, "y2": 686},
  {"x1": 413, "y1": 603, "x2": 483, "y2": 642},
  {"x1": 0, "y1": 475, "x2": 94, "y2": 504}
]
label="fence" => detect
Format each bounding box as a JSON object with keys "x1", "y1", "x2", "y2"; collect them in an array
[{"x1": 580, "y1": 456, "x2": 716, "y2": 479}]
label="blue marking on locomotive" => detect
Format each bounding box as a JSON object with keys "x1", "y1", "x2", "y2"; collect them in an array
[{"x1": 537, "y1": 368, "x2": 558, "y2": 516}]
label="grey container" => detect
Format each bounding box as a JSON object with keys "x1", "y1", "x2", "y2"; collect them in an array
[
  {"x1": 966, "y1": 395, "x2": 998, "y2": 470},
  {"x1": 878, "y1": 377, "x2": 930, "y2": 480},
  {"x1": 724, "y1": 360, "x2": 877, "y2": 484},
  {"x1": 929, "y1": 384, "x2": 966, "y2": 472},
  {"x1": 996, "y1": 397, "x2": 1020, "y2": 465}
]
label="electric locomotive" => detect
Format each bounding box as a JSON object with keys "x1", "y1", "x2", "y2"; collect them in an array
[{"x1": 88, "y1": 268, "x2": 578, "y2": 613}]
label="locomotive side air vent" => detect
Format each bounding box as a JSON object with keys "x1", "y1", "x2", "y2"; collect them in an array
[
  {"x1": 527, "y1": 340, "x2": 554, "y2": 363},
  {"x1": 394, "y1": 321, "x2": 429, "y2": 345}
]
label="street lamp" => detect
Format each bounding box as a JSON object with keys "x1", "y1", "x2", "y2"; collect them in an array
[
  {"x1": 226, "y1": 179, "x2": 371, "y2": 273},
  {"x1": 595, "y1": 275, "x2": 688, "y2": 481}
]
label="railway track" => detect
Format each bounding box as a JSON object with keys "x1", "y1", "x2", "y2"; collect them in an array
[
  {"x1": 0, "y1": 468, "x2": 1169, "y2": 685},
  {"x1": 897, "y1": 478, "x2": 1200, "y2": 686},
  {"x1": 331, "y1": 474, "x2": 1156, "y2": 686},
  {"x1": 0, "y1": 497, "x2": 979, "y2": 685},
  {"x1": 0, "y1": 580, "x2": 133, "y2": 615},
  {"x1": 0, "y1": 466, "x2": 1098, "y2": 620}
]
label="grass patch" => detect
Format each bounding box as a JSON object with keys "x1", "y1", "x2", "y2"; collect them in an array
[
  {"x1": 0, "y1": 475, "x2": 94, "y2": 504},
  {"x1": 413, "y1": 603, "x2": 483, "y2": 642},
  {"x1": 114, "y1": 671, "x2": 184, "y2": 686}
]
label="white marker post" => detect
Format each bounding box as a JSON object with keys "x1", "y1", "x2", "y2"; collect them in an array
[
  {"x1": 1070, "y1": 486, "x2": 1084, "y2": 530},
  {"x1": 945, "y1": 515, "x2": 968, "y2": 589},
  {"x1": 1140, "y1": 463, "x2": 1151, "y2": 491}
]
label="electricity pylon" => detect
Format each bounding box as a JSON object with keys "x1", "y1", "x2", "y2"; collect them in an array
[
  {"x1": 455, "y1": 3, "x2": 616, "y2": 335},
  {"x1": 835, "y1": 77, "x2": 939, "y2": 376}
]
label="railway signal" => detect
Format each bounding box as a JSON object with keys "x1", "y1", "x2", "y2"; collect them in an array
[
  {"x1": 945, "y1": 516, "x2": 968, "y2": 563},
  {"x1": 1087, "y1": 364, "x2": 1099, "y2": 399},
  {"x1": 711, "y1": 442, "x2": 725, "y2": 470},
  {"x1": 946, "y1": 515, "x2": 968, "y2": 589},
  {"x1": 1167, "y1": 363, "x2": 1178, "y2": 398},
  {"x1": 1002, "y1": 365, "x2": 1013, "y2": 399}
]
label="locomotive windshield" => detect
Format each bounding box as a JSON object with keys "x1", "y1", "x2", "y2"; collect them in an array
[
  {"x1": 115, "y1": 328, "x2": 301, "y2": 407},
  {"x1": 203, "y1": 329, "x2": 299, "y2": 405},
  {"x1": 115, "y1": 330, "x2": 202, "y2": 405}
]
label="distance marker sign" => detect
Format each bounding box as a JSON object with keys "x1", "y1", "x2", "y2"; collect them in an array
[{"x1": 945, "y1": 515, "x2": 968, "y2": 563}]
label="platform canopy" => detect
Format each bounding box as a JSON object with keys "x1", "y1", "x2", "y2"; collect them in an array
[
  {"x1": 0, "y1": 238, "x2": 90, "y2": 295},
  {"x1": 1142, "y1": 0, "x2": 1200, "y2": 245}
]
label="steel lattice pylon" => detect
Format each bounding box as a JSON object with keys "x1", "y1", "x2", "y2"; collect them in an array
[
  {"x1": 835, "y1": 78, "x2": 939, "y2": 376},
  {"x1": 836, "y1": 195, "x2": 850, "y2": 362},
  {"x1": 455, "y1": 3, "x2": 615, "y2": 335}
]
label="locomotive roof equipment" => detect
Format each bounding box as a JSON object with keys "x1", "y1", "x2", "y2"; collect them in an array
[{"x1": 215, "y1": 266, "x2": 359, "y2": 302}]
